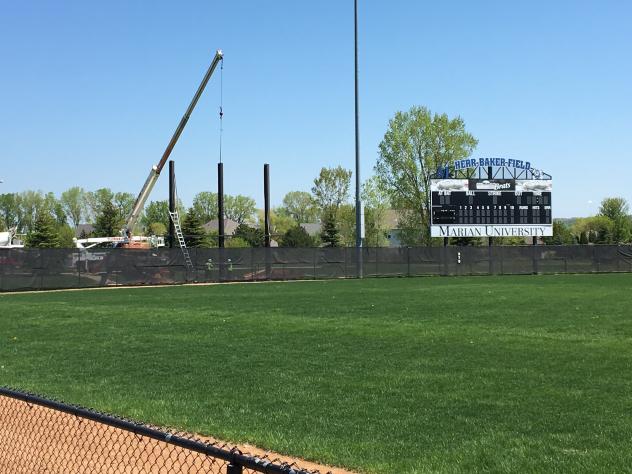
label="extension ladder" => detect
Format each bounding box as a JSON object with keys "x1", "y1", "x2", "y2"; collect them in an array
[{"x1": 168, "y1": 211, "x2": 194, "y2": 272}]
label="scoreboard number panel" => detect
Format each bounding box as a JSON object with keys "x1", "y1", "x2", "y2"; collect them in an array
[{"x1": 430, "y1": 178, "x2": 553, "y2": 238}]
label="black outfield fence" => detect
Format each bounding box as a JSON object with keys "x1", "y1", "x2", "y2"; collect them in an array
[
  {"x1": 1, "y1": 245, "x2": 632, "y2": 291},
  {"x1": 0, "y1": 386, "x2": 329, "y2": 474}
]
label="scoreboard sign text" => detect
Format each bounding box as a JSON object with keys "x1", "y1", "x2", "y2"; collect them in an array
[{"x1": 430, "y1": 178, "x2": 553, "y2": 238}]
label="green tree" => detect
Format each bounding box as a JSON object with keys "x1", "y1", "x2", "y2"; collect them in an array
[
  {"x1": 320, "y1": 210, "x2": 341, "y2": 247},
  {"x1": 337, "y1": 204, "x2": 356, "y2": 247},
  {"x1": 26, "y1": 211, "x2": 61, "y2": 248},
  {"x1": 57, "y1": 225, "x2": 76, "y2": 248},
  {"x1": 86, "y1": 188, "x2": 114, "y2": 223},
  {"x1": 141, "y1": 200, "x2": 170, "y2": 233},
  {"x1": 225, "y1": 237, "x2": 250, "y2": 248},
  {"x1": 114, "y1": 192, "x2": 135, "y2": 223},
  {"x1": 543, "y1": 220, "x2": 576, "y2": 245},
  {"x1": 599, "y1": 197, "x2": 631, "y2": 243},
  {"x1": 0, "y1": 193, "x2": 21, "y2": 231},
  {"x1": 224, "y1": 195, "x2": 257, "y2": 224},
  {"x1": 362, "y1": 177, "x2": 390, "y2": 247},
  {"x1": 192, "y1": 192, "x2": 219, "y2": 224},
  {"x1": 375, "y1": 106, "x2": 478, "y2": 245},
  {"x1": 281, "y1": 225, "x2": 316, "y2": 247},
  {"x1": 279, "y1": 191, "x2": 318, "y2": 223},
  {"x1": 257, "y1": 209, "x2": 295, "y2": 240},
  {"x1": 450, "y1": 236, "x2": 483, "y2": 246},
  {"x1": 19, "y1": 190, "x2": 45, "y2": 234},
  {"x1": 573, "y1": 216, "x2": 614, "y2": 244},
  {"x1": 93, "y1": 200, "x2": 122, "y2": 237},
  {"x1": 579, "y1": 231, "x2": 589, "y2": 245},
  {"x1": 311, "y1": 166, "x2": 352, "y2": 213},
  {"x1": 181, "y1": 208, "x2": 208, "y2": 247},
  {"x1": 233, "y1": 223, "x2": 265, "y2": 247},
  {"x1": 149, "y1": 222, "x2": 167, "y2": 236},
  {"x1": 43, "y1": 192, "x2": 67, "y2": 227},
  {"x1": 60, "y1": 187, "x2": 86, "y2": 228}
]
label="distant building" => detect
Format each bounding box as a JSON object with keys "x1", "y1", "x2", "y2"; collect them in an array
[
  {"x1": 300, "y1": 223, "x2": 321, "y2": 237},
  {"x1": 202, "y1": 219, "x2": 240, "y2": 236},
  {"x1": 75, "y1": 224, "x2": 95, "y2": 238}
]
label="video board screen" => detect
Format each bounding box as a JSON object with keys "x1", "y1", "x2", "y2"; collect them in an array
[{"x1": 430, "y1": 178, "x2": 553, "y2": 238}]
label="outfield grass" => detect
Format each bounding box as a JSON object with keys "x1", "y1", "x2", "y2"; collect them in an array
[{"x1": 1, "y1": 274, "x2": 632, "y2": 473}]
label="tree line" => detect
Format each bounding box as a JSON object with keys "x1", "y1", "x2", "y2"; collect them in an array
[{"x1": 3, "y1": 105, "x2": 631, "y2": 248}]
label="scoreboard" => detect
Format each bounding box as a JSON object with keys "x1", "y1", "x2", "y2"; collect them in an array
[{"x1": 430, "y1": 178, "x2": 553, "y2": 238}]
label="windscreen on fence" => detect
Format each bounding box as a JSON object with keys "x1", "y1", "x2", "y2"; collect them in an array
[{"x1": 1, "y1": 245, "x2": 631, "y2": 291}]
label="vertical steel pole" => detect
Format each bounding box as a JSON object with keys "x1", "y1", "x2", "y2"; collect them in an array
[
  {"x1": 218, "y1": 163, "x2": 225, "y2": 248},
  {"x1": 354, "y1": 0, "x2": 363, "y2": 279},
  {"x1": 218, "y1": 162, "x2": 225, "y2": 281},
  {"x1": 264, "y1": 164, "x2": 271, "y2": 248},
  {"x1": 264, "y1": 164, "x2": 272, "y2": 279},
  {"x1": 168, "y1": 160, "x2": 176, "y2": 248}
]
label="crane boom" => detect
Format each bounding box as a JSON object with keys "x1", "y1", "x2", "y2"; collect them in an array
[{"x1": 124, "y1": 49, "x2": 224, "y2": 236}]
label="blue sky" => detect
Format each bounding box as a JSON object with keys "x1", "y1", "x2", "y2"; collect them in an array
[{"x1": 1, "y1": 0, "x2": 630, "y2": 217}]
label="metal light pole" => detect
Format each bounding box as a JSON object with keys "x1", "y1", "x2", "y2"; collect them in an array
[{"x1": 354, "y1": 0, "x2": 363, "y2": 278}]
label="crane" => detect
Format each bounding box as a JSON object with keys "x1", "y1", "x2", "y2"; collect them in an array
[{"x1": 123, "y1": 49, "x2": 224, "y2": 241}]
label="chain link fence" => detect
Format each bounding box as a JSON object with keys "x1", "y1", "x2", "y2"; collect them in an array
[
  {"x1": 0, "y1": 387, "x2": 329, "y2": 474},
  {"x1": 1, "y1": 245, "x2": 632, "y2": 291}
]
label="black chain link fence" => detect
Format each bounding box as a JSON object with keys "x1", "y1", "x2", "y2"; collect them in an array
[
  {"x1": 0, "y1": 387, "x2": 330, "y2": 474},
  {"x1": 1, "y1": 245, "x2": 632, "y2": 291}
]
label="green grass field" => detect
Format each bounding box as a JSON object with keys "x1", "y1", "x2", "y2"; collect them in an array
[{"x1": 1, "y1": 274, "x2": 632, "y2": 473}]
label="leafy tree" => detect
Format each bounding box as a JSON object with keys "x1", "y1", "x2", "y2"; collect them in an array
[
  {"x1": 192, "y1": 192, "x2": 219, "y2": 224},
  {"x1": 142, "y1": 200, "x2": 170, "y2": 232},
  {"x1": 114, "y1": 192, "x2": 135, "y2": 223},
  {"x1": 320, "y1": 210, "x2": 341, "y2": 247},
  {"x1": 375, "y1": 106, "x2": 477, "y2": 245},
  {"x1": 181, "y1": 208, "x2": 208, "y2": 247},
  {"x1": 60, "y1": 187, "x2": 86, "y2": 228},
  {"x1": 233, "y1": 223, "x2": 265, "y2": 247},
  {"x1": 19, "y1": 190, "x2": 45, "y2": 234},
  {"x1": 0, "y1": 193, "x2": 21, "y2": 231},
  {"x1": 579, "y1": 231, "x2": 589, "y2": 245},
  {"x1": 495, "y1": 237, "x2": 527, "y2": 246},
  {"x1": 573, "y1": 216, "x2": 614, "y2": 244},
  {"x1": 57, "y1": 225, "x2": 76, "y2": 248},
  {"x1": 281, "y1": 226, "x2": 316, "y2": 247},
  {"x1": 85, "y1": 188, "x2": 114, "y2": 223},
  {"x1": 543, "y1": 220, "x2": 575, "y2": 245},
  {"x1": 599, "y1": 197, "x2": 631, "y2": 243},
  {"x1": 257, "y1": 209, "x2": 295, "y2": 240},
  {"x1": 337, "y1": 204, "x2": 356, "y2": 247},
  {"x1": 43, "y1": 192, "x2": 67, "y2": 227},
  {"x1": 149, "y1": 222, "x2": 167, "y2": 236},
  {"x1": 279, "y1": 191, "x2": 318, "y2": 223},
  {"x1": 450, "y1": 236, "x2": 483, "y2": 246},
  {"x1": 93, "y1": 200, "x2": 122, "y2": 237},
  {"x1": 225, "y1": 237, "x2": 250, "y2": 248},
  {"x1": 311, "y1": 166, "x2": 352, "y2": 213},
  {"x1": 224, "y1": 195, "x2": 257, "y2": 224},
  {"x1": 26, "y1": 211, "x2": 61, "y2": 248},
  {"x1": 362, "y1": 177, "x2": 390, "y2": 247}
]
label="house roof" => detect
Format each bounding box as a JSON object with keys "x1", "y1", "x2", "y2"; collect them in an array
[
  {"x1": 203, "y1": 219, "x2": 240, "y2": 236},
  {"x1": 300, "y1": 223, "x2": 321, "y2": 236},
  {"x1": 75, "y1": 224, "x2": 95, "y2": 237}
]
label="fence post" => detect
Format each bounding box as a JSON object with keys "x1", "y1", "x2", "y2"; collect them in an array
[
  {"x1": 77, "y1": 249, "x2": 81, "y2": 288},
  {"x1": 407, "y1": 246, "x2": 411, "y2": 278},
  {"x1": 227, "y1": 463, "x2": 243, "y2": 474},
  {"x1": 313, "y1": 248, "x2": 317, "y2": 280}
]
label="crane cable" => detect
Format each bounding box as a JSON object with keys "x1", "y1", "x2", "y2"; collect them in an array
[{"x1": 218, "y1": 56, "x2": 224, "y2": 164}]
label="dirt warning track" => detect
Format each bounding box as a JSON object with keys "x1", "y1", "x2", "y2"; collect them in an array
[{"x1": 0, "y1": 394, "x2": 356, "y2": 474}]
